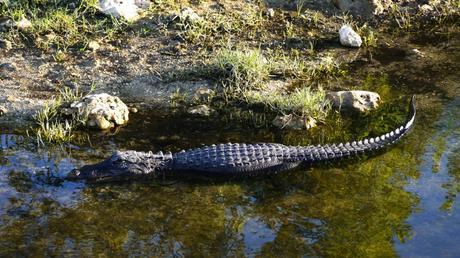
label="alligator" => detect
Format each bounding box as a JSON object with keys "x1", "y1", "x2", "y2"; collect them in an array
[{"x1": 67, "y1": 96, "x2": 416, "y2": 182}]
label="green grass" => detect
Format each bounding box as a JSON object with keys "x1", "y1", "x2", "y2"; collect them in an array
[
  {"x1": 357, "y1": 23, "x2": 378, "y2": 48},
  {"x1": 269, "y1": 52, "x2": 344, "y2": 81},
  {"x1": 32, "y1": 86, "x2": 94, "y2": 145},
  {"x1": 174, "y1": 5, "x2": 265, "y2": 45},
  {"x1": 246, "y1": 86, "x2": 331, "y2": 120},
  {"x1": 0, "y1": 0, "x2": 127, "y2": 50},
  {"x1": 213, "y1": 48, "x2": 270, "y2": 93}
]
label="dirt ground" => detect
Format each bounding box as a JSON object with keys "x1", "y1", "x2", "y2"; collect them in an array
[{"x1": 0, "y1": 0, "x2": 458, "y2": 127}]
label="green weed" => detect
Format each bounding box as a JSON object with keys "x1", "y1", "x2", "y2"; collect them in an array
[
  {"x1": 32, "y1": 85, "x2": 95, "y2": 145},
  {"x1": 0, "y1": 0, "x2": 127, "y2": 50},
  {"x1": 389, "y1": 4, "x2": 413, "y2": 30},
  {"x1": 246, "y1": 86, "x2": 330, "y2": 120},
  {"x1": 213, "y1": 48, "x2": 270, "y2": 93},
  {"x1": 358, "y1": 23, "x2": 378, "y2": 48}
]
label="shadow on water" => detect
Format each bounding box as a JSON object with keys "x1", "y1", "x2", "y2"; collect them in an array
[{"x1": 0, "y1": 34, "x2": 459, "y2": 256}]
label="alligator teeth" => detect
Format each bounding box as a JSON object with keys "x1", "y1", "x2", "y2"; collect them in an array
[
  {"x1": 369, "y1": 138, "x2": 374, "y2": 144},
  {"x1": 395, "y1": 128, "x2": 400, "y2": 134},
  {"x1": 364, "y1": 139, "x2": 368, "y2": 144},
  {"x1": 390, "y1": 131, "x2": 394, "y2": 137}
]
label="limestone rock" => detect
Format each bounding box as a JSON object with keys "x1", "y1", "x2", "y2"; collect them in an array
[
  {"x1": 98, "y1": 0, "x2": 145, "y2": 21},
  {"x1": 409, "y1": 48, "x2": 425, "y2": 59},
  {"x1": 187, "y1": 104, "x2": 214, "y2": 116},
  {"x1": 272, "y1": 115, "x2": 317, "y2": 130},
  {"x1": 339, "y1": 25, "x2": 362, "y2": 48},
  {"x1": 267, "y1": 8, "x2": 275, "y2": 18},
  {"x1": 88, "y1": 41, "x2": 101, "y2": 51},
  {"x1": 15, "y1": 17, "x2": 32, "y2": 30},
  {"x1": 70, "y1": 93, "x2": 129, "y2": 130},
  {"x1": 326, "y1": 90, "x2": 380, "y2": 112}
]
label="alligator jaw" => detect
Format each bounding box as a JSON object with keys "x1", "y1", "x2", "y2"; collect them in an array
[
  {"x1": 66, "y1": 150, "x2": 173, "y2": 182},
  {"x1": 65, "y1": 161, "x2": 129, "y2": 182}
]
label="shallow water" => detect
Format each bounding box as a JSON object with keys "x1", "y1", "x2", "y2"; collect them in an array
[{"x1": 1, "y1": 32, "x2": 459, "y2": 256}]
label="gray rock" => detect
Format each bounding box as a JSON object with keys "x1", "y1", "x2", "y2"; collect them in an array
[
  {"x1": 272, "y1": 115, "x2": 317, "y2": 130},
  {"x1": 70, "y1": 93, "x2": 130, "y2": 130},
  {"x1": 339, "y1": 25, "x2": 362, "y2": 47},
  {"x1": 187, "y1": 104, "x2": 214, "y2": 116},
  {"x1": 326, "y1": 90, "x2": 381, "y2": 112}
]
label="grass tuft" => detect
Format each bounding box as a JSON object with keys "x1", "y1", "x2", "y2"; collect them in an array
[
  {"x1": 246, "y1": 86, "x2": 331, "y2": 120},
  {"x1": 1, "y1": 0, "x2": 126, "y2": 50},
  {"x1": 212, "y1": 48, "x2": 270, "y2": 93},
  {"x1": 32, "y1": 86, "x2": 94, "y2": 145}
]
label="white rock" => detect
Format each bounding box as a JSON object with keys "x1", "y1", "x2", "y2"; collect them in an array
[
  {"x1": 187, "y1": 104, "x2": 214, "y2": 116},
  {"x1": 339, "y1": 25, "x2": 362, "y2": 48},
  {"x1": 267, "y1": 8, "x2": 275, "y2": 18},
  {"x1": 0, "y1": 105, "x2": 7, "y2": 116},
  {"x1": 15, "y1": 17, "x2": 32, "y2": 30},
  {"x1": 88, "y1": 41, "x2": 101, "y2": 51},
  {"x1": 409, "y1": 48, "x2": 425, "y2": 59},
  {"x1": 326, "y1": 90, "x2": 380, "y2": 112},
  {"x1": 420, "y1": 4, "x2": 434, "y2": 13},
  {"x1": 98, "y1": 0, "x2": 140, "y2": 21},
  {"x1": 178, "y1": 7, "x2": 201, "y2": 23},
  {"x1": 70, "y1": 93, "x2": 129, "y2": 130}
]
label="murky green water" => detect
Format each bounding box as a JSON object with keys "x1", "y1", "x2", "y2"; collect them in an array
[{"x1": 1, "y1": 31, "x2": 459, "y2": 257}]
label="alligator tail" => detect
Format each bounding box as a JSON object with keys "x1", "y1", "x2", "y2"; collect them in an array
[{"x1": 297, "y1": 95, "x2": 416, "y2": 163}]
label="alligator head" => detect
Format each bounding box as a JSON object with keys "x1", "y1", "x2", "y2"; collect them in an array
[{"x1": 67, "y1": 150, "x2": 172, "y2": 182}]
